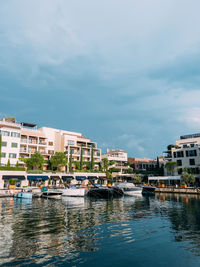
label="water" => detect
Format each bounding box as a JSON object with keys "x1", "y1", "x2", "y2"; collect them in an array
[{"x1": 0, "y1": 194, "x2": 200, "y2": 266}]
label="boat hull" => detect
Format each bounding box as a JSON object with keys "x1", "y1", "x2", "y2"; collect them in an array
[
  {"x1": 42, "y1": 192, "x2": 62, "y2": 199},
  {"x1": 60, "y1": 188, "x2": 86, "y2": 197},
  {"x1": 87, "y1": 187, "x2": 123, "y2": 198}
]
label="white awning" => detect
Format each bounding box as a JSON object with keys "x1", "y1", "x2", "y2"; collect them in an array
[{"x1": 148, "y1": 176, "x2": 181, "y2": 181}]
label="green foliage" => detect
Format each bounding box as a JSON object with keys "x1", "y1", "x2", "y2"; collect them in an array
[
  {"x1": 106, "y1": 171, "x2": 113, "y2": 184},
  {"x1": 101, "y1": 158, "x2": 109, "y2": 171},
  {"x1": 15, "y1": 161, "x2": 19, "y2": 168},
  {"x1": 109, "y1": 160, "x2": 115, "y2": 166},
  {"x1": 69, "y1": 150, "x2": 73, "y2": 172},
  {"x1": 167, "y1": 144, "x2": 180, "y2": 150},
  {"x1": 124, "y1": 168, "x2": 133, "y2": 174},
  {"x1": 165, "y1": 161, "x2": 177, "y2": 176},
  {"x1": 9, "y1": 179, "x2": 16, "y2": 185},
  {"x1": 0, "y1": 134, "x2": 2, "y2": 166},
  {"x1": 7, "y1": 160, "x2": 11, "y2": 167},
  {"x1": 181, "y1": 171, "x2": 195, "y2": 185},
  {"x1": 50, "y1": 152, "x2": 67, "y2": 171},
  {"x1": 25, "y1": 152, "x2": 44, "y2": 170},
  {"x1": 90, "y1": 148, "x2": 94, "y2": 170},
  {"x1": 0, "y1": 166, "x2": 25, "y2": 171},
  {"x1": 109, "y1": 167, "x2": 121, "y2": 173},
  {"x1": 133, "y1": 174, "x2": 141, "y2": 184},
  {"x1": 80, "y1": 147, "x2": 83, "y2": 170}
]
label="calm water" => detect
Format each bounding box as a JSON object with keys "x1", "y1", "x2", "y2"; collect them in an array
[{"x1": 0, "y1": 194, "x2": 200, "y2": 266}]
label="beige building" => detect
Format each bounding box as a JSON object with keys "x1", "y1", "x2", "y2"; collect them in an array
[{"x1": 0, "y1": 117, "x2": 101, "y2": 171}]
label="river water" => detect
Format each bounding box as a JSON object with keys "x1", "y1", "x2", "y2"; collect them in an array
[{"x1": 0, "y1": 194, "x2": 200, "y2": 266}]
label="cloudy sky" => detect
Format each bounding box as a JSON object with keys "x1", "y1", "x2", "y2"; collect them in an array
[{"x1": 1, "y1": 0, "x2": 200, "y2": 158}]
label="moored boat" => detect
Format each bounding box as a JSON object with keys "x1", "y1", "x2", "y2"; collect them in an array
[
  {"x1": 87, "y1": 187, "x2": 123, "y2": 198},
  {"x1": 42, "y1": 191, "x2": 63, "y2": 199},
  {"x1": 60, "y1": 185, "x2": 86, "y2": 197},
  {"x1": 142, "y1": 186, "x2": 156, "y2": 195},
  {"x1": 115, "y1": 183, "x2": 142, "y2": 196}
]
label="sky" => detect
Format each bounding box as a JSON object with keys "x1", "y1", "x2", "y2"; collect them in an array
[{"x1": 1, "y1": 0, "x2": 200, "y2": 158}]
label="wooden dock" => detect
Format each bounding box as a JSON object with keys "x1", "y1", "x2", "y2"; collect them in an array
[{"x1": 155, "y1": 187, "x2": 200, "y2": 194}]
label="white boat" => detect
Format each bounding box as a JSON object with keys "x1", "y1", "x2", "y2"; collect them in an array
[
  {"x1": 60, "y1": 185, "x2": 86, "y2": 197},
  {"x1": 116, "y1": 183, "x2": 142, "y2": 196},
  {"x1": 42, "y1": 190, "x2": 63, "y2": 199},
  {"x1": 13, "y1": 192, "x2": 33, "y2": 199}
]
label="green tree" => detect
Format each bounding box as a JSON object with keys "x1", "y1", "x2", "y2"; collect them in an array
[
  {"x1": 106, "y1": 171, "x2": 113, "y2": 184},
  {"x1": 7, "y1": 159, "x2": 11, "y2": 167},
  {"x1": 50, "y1": 152, "x2": 67, "y2": 171},
  {"x1": 80, "y1": 147, "x2": 83, "y2": 170},
  {"x1": 90, "y1": 148, "x2": 94, "y2": 170},
  {"x1": 133, "y1": 173, "x2": 141, "y2": 184},
  {"x1": 165, "y1": 161, "x2": 177, "y2": 176},
  {"x1": 69, "y1": 149, "x2": 73, "y2": 172},
  {"x1": 181, "y1": 171, "x2": 195, "y2": 185},
  {"x1": 16, "y1": 161, "x2": 19, "y2": 168},
  {"x1": 101, "y1": 158, "x2": 109, "y2": 172},
  {"x1": 26, "y1": 152, "x2": 44, "y2": 170}
]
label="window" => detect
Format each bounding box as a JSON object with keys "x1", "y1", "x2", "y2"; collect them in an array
[
  {"x1": 1, "y1": 153, "x2": 6, "y2": 158},
  {"x1": 48, "y1": 141, "x2": 53, "y2": 146},
  {"x1": 1, "y1": 131, "x2": 10, "y2": 136},
  {"x1": 9, "y1": 153, "x2": 17, "y2": 159},
  {"x1": 11, "y1": 132, "x2": 20, "y2": 137},
  {"x1": 177, "y1": 160, "x2": 182, "y2": 166},
  {"x1": 173, "y1": 152, "x2": 177, "y2": 158},
  {"x1": 189, "y1": 159, "x2": 195, "y2": 166},
  {"x1": 183, "y1": 144, "x2": 188, "y2": 148},
  {"x1": 11, "y1": 143, "x2": 18, "y2": 148},
  {"x1": 190, "y1": 144, "x2": 195, "y2": 148},
  {"x1": 68, "y1": 140, "x2": 75, "y2": 146},
  {"x1": 1, "y1": 141, "x2": 7, "y2": 147},
  {"x1": 177, "y1": 151, "x2": 184, "y2": 157},
  {"x1": 186, "y1": 150, "x2": 197, "y2": 157}
]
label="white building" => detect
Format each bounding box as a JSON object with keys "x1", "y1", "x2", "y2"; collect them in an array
[
  {"x1": 164, "y1": 133, "x2": 200, "y2": 177},
  {"x1": 102, "y1": 149, "x2": 128, "y2": 163},
  {"x1": 0, "y1": 117, "x2": 101, "y2": 170}
]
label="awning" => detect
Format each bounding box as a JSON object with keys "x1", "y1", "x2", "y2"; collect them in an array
[
  {"x1": 98, "y1": 176, "x2": 107, "y2": 180},
  {"x1": 76, "y1": 176, "x2": 87, "y2": 181},
  {"x1": 148, "y1": 176, "x2": 181, "y2": 181},
  {"x1": 2, "y1": 175, "x2": 26, "y2": 180},
  {"x1": 27, "y1": 175, "x2": 49, "y2": 181},
  {"x1": 50, "y1": 176, "x2": 60, "y2": 180},
  {"x1": 62, "y1": 176, "x2": 74, "y2": 180},
  {"x1": 87, "y1": 176, "x2": 98, "y2": 180}
]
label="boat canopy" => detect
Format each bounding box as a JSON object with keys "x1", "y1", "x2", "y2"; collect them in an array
[
  {"x1": 27, "y1": 175, "x2": 49, "y2": 181},
  {"x1": 2, "y1": 175, "x2": 26, "y2": 180},
  {"x1": 76, "y1": 176, "x2": 87, "y2": 181}
]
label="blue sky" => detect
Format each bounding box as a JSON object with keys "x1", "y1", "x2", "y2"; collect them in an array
[{"x1": 1, "y1": 0, "x2": 200, "y2": 158}]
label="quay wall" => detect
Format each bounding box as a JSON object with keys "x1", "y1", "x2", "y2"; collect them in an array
[{"x1": 155, "y1": 187, "x2": 200, "y2": 194}]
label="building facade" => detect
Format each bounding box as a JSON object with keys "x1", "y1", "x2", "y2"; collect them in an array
[
  {"x1": 0, "y1": 117, "x2": 101, "y2": 170},
  {"x1": 102, "y1": 149, "x2": 128, "y2": 163},
  {"x1": 128, "y1": 158, "x2": 158, "y2": 172},
  {"x1": 164, "y1": 133, "x2": 200, "y2": 177}
]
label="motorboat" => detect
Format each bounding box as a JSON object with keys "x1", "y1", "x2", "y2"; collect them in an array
[
  {"x1": 13, "y1": 192, "x2": 33, "y2": 199},
  {"x1": 87, "y1": 186, "x2": 123, "y2": 198},
  {"x1": 60, "y1": 185, "x2": 86, "y2": 197},
  {"x1": 142, "y1": 185, "x2": 156, "y2": 195},
  {"x1": 115, "y1": 183, "x2": 142, "y2": 196},
  {"x1": 41, "y1": 190, "x2": 63, "y2": 199}
]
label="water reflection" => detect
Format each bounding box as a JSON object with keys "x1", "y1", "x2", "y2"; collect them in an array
[{"x1": 0, "y1": 195, "x2": 200, "y2": 266}]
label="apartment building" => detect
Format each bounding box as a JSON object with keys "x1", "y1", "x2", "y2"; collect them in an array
[
  {"x1": 164, "y1": 133, "x2": 200, "y2": 176},
  {"x1": 0, "y1": 117, "x2": 101, "y2": 170},
  {"x1": 102, "y1": 149, "x2": 128, "y2": 163},
  {"x1": 128, "y1": 158, "x2": 158, "y2": 171}
]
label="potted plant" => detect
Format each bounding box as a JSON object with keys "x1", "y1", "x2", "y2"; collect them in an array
[{"x1": 8, "y1": 179, "x2": 16, "y2": 189}]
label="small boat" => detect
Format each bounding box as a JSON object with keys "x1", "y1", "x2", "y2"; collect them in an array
[
  {"x1": 87, "y1": 186, "x2": 123, "y2": 198},
  {"x1": 115, "y1": 183, "x2": 142, "y2": 196},
  {"x1": 42, "y1": 191, "x2": 63, "y2": 199},
  {"x1": 142, "y1": 186, "x2": 156, "y2": 195},
  {"x1": 13, "y1": 192, "x2": 33, "y2": 199},
  {"x1": 60, "y1": 185, "x2": 86, "y2": 197}
]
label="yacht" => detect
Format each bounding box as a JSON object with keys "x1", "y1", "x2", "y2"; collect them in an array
[
  {"x1": 116, "y1": 183, "x2": 142, "y2": 196},
  {"x1": 60, "y1": 185, "x2": 86, "y2": 197}
]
